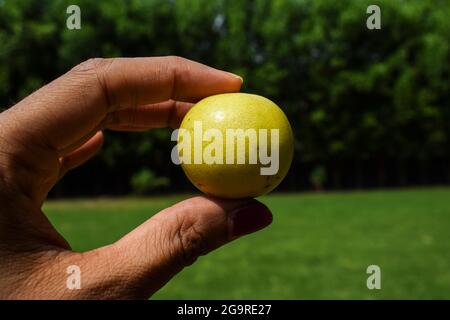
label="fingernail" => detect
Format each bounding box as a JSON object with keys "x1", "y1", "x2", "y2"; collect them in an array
[
  {"x1": 230, "y1": 202, "x2": 273, "y2": 237},
  {"x1": 227, "y1": 72, "x2": 244, "y2": 84}
]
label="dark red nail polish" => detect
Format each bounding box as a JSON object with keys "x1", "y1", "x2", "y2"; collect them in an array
[{"x1": 230, "y1": 202, "x2": 273, "y2": 237}]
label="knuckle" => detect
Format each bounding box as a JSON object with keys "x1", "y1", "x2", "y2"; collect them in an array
[
  {"x1": 71, "y1": 58, "x2": 116, "y2": 109},
  {"x1": 175, "y1": 217, "x2": 208, "y2": 266},
  {"x1": 72, "y1": 58, "x2": 109, "y2": 73},
  {"x1": 166, "y1": 55, "x2": 185, "y2": 65}
]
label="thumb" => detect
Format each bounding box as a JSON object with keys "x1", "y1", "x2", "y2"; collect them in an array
[{"x1": 93, "y1": 196, "x2": 272, "y2": 299}]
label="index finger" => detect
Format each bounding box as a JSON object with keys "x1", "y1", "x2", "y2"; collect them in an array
[{"x1": 2, "y1": 56, "x2": 242, "y2": 151}]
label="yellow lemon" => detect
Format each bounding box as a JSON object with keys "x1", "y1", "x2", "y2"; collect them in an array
[{"x1": 177, "y1": 93, "x2": 294, "y2": 199}]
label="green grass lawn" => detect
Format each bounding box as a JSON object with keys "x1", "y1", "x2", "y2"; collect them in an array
[{"x1": 43, "y1": 188, "x2": 450, "y2": 299}]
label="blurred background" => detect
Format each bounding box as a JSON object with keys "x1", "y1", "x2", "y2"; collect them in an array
[{"x1": 1, "y1": 0, "x2": 450, "y2": 299}]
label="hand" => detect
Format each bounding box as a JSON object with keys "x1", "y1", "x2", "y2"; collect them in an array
[{"x1": 0, "y1": 56, "x2": 273, "y2": 299}]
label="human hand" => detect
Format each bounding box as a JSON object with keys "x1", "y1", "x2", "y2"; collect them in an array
[{"x1": 0, "y1": 56, "x2": 273, "y2": 299}]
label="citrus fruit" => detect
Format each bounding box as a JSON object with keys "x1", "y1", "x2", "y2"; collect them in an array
[{"x1": 177, "y1": 92, "x2": 294, "y2": 199}]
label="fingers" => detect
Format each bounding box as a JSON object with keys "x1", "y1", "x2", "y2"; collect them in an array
[
  {"x1": 4, "y1": 56, "x2": 242, "y2": 152},
  {"x1": 59, "y1": 131, "x2": 104, "y2": 178},
  {"x1": 2, "y1": 196, "x2": 271, "y2": 299},
  {"x1": 89, "y1": 196, "x2": 273, "y2": 298},
  {"x1": 57, "y1": 99, "x2": 192, "y2": 174},
  {"x1": 84, "y1": 56, "x2": 242, "y2": 106},
  {"x1": 104, "y1": 100, "x2": 193, "y2": 131},
  {"x1": 0, "y1": 57, "x2": 241, "y2": 204}
]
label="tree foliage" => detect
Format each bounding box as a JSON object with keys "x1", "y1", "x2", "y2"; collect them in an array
[{"x1": 0, "y1": 0, "x2": 449, "y2": 195}]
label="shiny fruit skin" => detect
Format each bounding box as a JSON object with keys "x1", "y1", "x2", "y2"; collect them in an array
[{"x1": 178, "y1": 93, "x2": 294, "y2": 199}]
